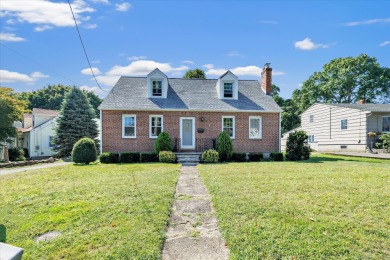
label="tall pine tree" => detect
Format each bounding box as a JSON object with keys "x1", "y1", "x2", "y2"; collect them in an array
[{"x1": 54, "y1": 87, "x2": 99, "y2": 157}]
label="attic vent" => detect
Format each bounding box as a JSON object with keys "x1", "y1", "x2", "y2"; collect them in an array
[{"x1": 340, "y1": 145, "x2": 348, "y2": 149}]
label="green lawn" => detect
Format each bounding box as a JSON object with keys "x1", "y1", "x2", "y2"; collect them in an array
[
  {"x1": 0, "y1": 163, "x2": 179, "y2": 259},
  {"x1": 198, "y1": 154, "x2": 390, "y2": 259}
]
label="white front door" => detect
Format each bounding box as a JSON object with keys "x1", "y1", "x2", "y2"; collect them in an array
[{"x1": 180, "y1": 117, "x2": 195, "y2": 149}]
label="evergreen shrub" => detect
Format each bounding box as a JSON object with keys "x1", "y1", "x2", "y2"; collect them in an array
[
  {"x1": 72, "y1": 137, "x2": 97, "y2": 164},
  {"x1": 202, "y1": 149, "x2": 219, "y2": 163},
  {"x1": 217, "y1": 131, "x2": 233, "y2": 162}
]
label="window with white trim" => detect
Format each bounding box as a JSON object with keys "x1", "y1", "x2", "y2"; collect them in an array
[
  {"x1": 309, "y1": 115, "x2": 314, "y2": 123},
  {"x1": 222, "y1": 116, "x2": 235, "y2": 138},
  {"x1": 341, "y1": 119, "x2": 348, "y2": 130},
  {"x1": 308, "y1": 135, "x2": 315, "y2": 143},
  {"x1": 382, "y1": 116, "x2": 390, "y2": 132},
  {"x1": 122, "y1": 115, "x2": 136, "y2": 138},
  {"x1": 150, "y1": 115, "x2": 163, "y2": 138},
  {"x1": 223, "y1": 82, "x2": 233, "y2": 98},
  {"x1": 49, "y1": 136, "x2": 54, "y2": 148},
  {"x1": 152, "y1": 80, "x2": 162, "y2": 96},
  {"x1": 249, "y1": 116, "x2": 262, "y2": 139}
]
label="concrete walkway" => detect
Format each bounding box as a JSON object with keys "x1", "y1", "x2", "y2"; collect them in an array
[
  {"x1": 0, "y1": 162, "x2": 72, "y2": 176},
  {"x1": 325, "y1": 152, "x2": 390, "y2": 160},
  {"x1": 162, "y1": 166, "x2": 229, "y2": 260}
]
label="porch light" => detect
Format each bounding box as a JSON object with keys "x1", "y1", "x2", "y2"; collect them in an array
[{"x1": 200, "y1": 117, "x2": 205, "y2": 122}]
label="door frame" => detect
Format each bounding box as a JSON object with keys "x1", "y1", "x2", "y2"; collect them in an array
[{"x1": 180, "y1": 117, "x2": 196, "y2": 150}]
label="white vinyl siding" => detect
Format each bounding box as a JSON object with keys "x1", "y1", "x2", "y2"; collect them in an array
[
  {"x1": 122, "y1": 114, "x2": 136, "y2": 138},
  {"x1": 249, "y1": 116, "x2": 262, "y2": 139},
  {"x1": 222, "y1": 116, "x2": 235, "y2": 138},
  {"x1": 149, "y1": 115, "x2": 163, "y2": 138}
]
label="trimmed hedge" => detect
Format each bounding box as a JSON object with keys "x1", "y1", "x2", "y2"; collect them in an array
[
  {"x1": 72, "y1": 137, "x2": 97, "y2": 164},
  {"x1": 140, "y1": 152, "x2": 158, "y2": 162},
  {"x1": 270, "y1": 152, "x2": 283, "y2": 161},
  {"x1": 249, "y1": 152, "x2": 263, "y2": 162},
  {"x1": 120, "y1": 152, "x2": 140, "y2": 163},
  {"x1": 232, "y1": 152, "x2": 247, "y2": 162},
  {"x1": 158, "y1": 151, "x2": 176, "y2": 163},
  {"x1": 217, "y1": 131, "x2": 233, "y2": 162},
  {"x1": 202, "y1": 149, "x2": 219, "y2": 163},
  {"x1": 100, "y1": 152, "x2": 119, "y2": 163}
]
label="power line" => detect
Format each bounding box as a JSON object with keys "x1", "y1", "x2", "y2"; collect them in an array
[{"x1": 67, "y1": 0, "x2": 106, "y2": 93}]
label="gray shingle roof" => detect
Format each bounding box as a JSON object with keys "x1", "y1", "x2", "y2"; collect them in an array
[
  {"x1": 99, "y1": 77, "x2": 282, "y2": 112},
  {"x1": 323, "y1": 103, "x2": 390, "y2": 112}
]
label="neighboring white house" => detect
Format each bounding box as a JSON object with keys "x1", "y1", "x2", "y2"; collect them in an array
[{"x1": 298, "y1": 102, "x2": 390, "y2": 152}]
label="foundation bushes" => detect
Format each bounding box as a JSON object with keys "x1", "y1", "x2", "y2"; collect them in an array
[
  {"x1": 120, "y1": 152, "x2": 140, "y2": 163},
  {"x1": 158, "y1": 151, "x2": 176, "y2": 163},
  {"x1": 270, "y1": 152, "x2": 284, "y2": 161},
  {"x1": 232, "y1": 152, "x2": 247, "y2": 162},
  {"x1": 202, "y1": 149, "x2": 219, "y2": 163},
  {"x1": 140, "y1": 152, "x2": 159, "y2": 162},
  {"x1": 249, "y1": 152, "x2": 263, "y2": 162},
  {"x1": 100, "y1": 152, "x2": 119, "y2": 163}
]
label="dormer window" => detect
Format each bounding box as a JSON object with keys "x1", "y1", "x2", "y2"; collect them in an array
[
  {"x1": 224, "y1": 83, "x2": 233, "y2": 98},
  {"x1": 152, "y1": 80, "x2": 162, "y2": 96}
]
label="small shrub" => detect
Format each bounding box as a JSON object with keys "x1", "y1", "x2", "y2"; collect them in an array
[
  {"x1": 154, "y1": 132, "x2": 173, "y2": 154},
  {"x1": 120, "y1": 152, "x2": 140, "y2": 163},
  {"x1": 8, "y1": 147, "x2": 26, "y2": 161},
  {"x1": 72, "y1": 137, "x2": 97, "y2": 164},
  {"x1": 249, "y1": 152, "x2": 263, "y2": 162},
  {"x1": 100, "y1": 152, "x2": 119, "y2": 163},
  {"x1": 217, "y1": 131, "x2": 233, "y2": 162},
  {"x1": 232, "y1": 152, "x2": 247, "y2": 162},
  {"x1": 302, "y1": 146, "x2": 311, "y2": 160},
  {"x1": 140, "y1": 152, "x2": 158, "y2": 162},
  {"x1": 202, "y1": 149, "x2": 219, "y2": 163},
  {"x1": 379, "y1": 133, "x2": 390, "y2": 152},
  {"x1": 270, "y1": 152, "x2": 283, "y2": 161},
  {"x1": 159, "y1": 151, "x2": 176, "y2": 163},
  {"x1": 23, "y1": 148, "x2": 30, "y2": 159},
  {"x1": 285, "y1": 130, "x2": 309, "y2": 161}
]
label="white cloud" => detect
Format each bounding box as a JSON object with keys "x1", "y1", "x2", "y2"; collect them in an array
[
  {"x1": 31, "y1": 71, "x2": 49, "y2": 78},
  {"x1": 106, "y1": 60, "x2": 188, "y2": 76},
  {"x1": 204, "y1": 64, "x2": 285, "y2": 77},
  {"x1": 91, "y1": 60, "x2": 101, "y2": 64},
  {"x1": 380, "y1": 41, "x2": 390, "y2": 47},
  {"x1": 90, "y1": 0, "x2": 110, "y2": 4},
  {"x1": 6, "y1": 19, "x2": 16, "y2": 25},
  {"x1": 294, "y1": 37, "x2": 329, "y2": 50},
  {"x1": 0, "y1": 0, "x2": 95, "y2": 29},
  {"x1": 95, "y1": 75, "x2": 120, "y2": 86},
  {"x1": 81, "y1": 67, "x2": 102, "y2": 75},
  {"x1": 128, "y1": 56, "x2": 147, "y2": 61},
  {"x1": 259, "y1": 20, "x2": 278, "y2": 25},
  {"x1": 346, "y1": 18, "x2": 390, "y2": 26},
  {"x1": 34, "y1": 25, "x2": 53, "y2": 32},
  {"x1": 83, "y1": 23, "x2": 97, "y2": 29},
  {"x1": 115, "y1": 2, "x2": 131, "y2": 12},
  {"x1": 0, "y1": 70, "x2": 34, "y2": 82},
  {"x1": 0, "y1": 32, "x2": 26, "y2": 42},
  {"x1": 80, "y1": 85, "x2": 107, "y2": 97},
  {"x1": 227, "y1": 51, "x2": 245, "y2": 58},
  {"x1": 182, "y1": 60, "x2": 194, "y2": 64}
]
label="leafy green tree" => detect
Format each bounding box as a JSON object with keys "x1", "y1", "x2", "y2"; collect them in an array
[
  {"x1": 17, "y1": 85, "x2": 102, "y2": 118},
  {"x1": 183, "y1": 69, "x2": 206, "y2": 79},
  {"x1": 296, "y1": 54, "x2": 390, "y2": 112},
  {"x1": 217, "y1": 131, "x2": 233, "y2": 162},
  {"x1": 54, "y1": 87, "x2": 99, "y2": 157}
]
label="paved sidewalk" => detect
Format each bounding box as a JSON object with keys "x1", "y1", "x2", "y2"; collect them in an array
[
  {"x1": 162, "y1": 166, "x2": 229, "y2": 260},
  {"x1": 0, "y1": 162, "x2": 72, "y2": 176}
]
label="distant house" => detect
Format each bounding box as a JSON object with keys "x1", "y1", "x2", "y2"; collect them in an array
[
  {"x1": 98, "y1": 65, "x2": 282, "y2": 154},
  {"x1": 298, "y1": 101, "x2": 390, "y2": 152},
  {"x1": 280, "y1": 127, "x2": 302, "y2": 151},
  {"x1": 18, "y1": 108, "x2": 60, "y2": 159}
]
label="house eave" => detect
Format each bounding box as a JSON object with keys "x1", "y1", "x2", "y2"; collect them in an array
[{"x1": 99, "y1": 107, "x2": 282, "y2": 113}]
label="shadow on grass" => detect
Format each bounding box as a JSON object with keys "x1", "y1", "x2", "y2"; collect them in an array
[
  {"x1": 73, "y1": 161, "x2": 100, "y2": 166},
  {"x1": 0, "y1": 224, "x2": 6, "y2": 242},
  {"x1": 296, "y1": 154, "x2": 383, "y2": 164}
]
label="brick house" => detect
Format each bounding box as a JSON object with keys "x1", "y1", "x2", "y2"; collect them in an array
[{"x1": 98, "y1": 65, "x2": 282, "y2": 154}]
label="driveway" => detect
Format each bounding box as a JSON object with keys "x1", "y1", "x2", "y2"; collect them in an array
[{"x1": 0, "y1": 162, "x2": 72, "y2": 176}]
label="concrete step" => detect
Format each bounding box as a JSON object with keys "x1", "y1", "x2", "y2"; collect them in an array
[{"x1": 176, "y1": 153, "x2": 201, "y2": 166}]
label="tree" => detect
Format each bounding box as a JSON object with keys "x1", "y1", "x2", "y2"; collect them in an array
[
  {"x1": 285, "y1": 130, "x2": 309, "y2": 161},
  {"x1": 54, "y1": 87, "x2": 99, "y2": 157},
  {"x1": 296, "y1": 54, "x2": 390, "y2": 112},
  {"x1": 17, "y1": 85, "x2": 102, "y2": 118},
  {"x1": 72, "y1": 137, "x2": 97, "y2": 164},
  {"x1": 183, "y1": 69, "x2": 206, "y2": 79},
  {"x1": 217, "y1": 131, "x2": 233, "y2": 162},
  {"x1": 154, "y1": 131, "x2": 173, "y2": 153},
  {"x1": 0, "y1": 87, "x2": 27, "y2": 162}
]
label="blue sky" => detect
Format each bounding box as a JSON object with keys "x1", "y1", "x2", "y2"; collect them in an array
[{"x1": 1, "y1": 0, "x2": 389, "y2": 98}]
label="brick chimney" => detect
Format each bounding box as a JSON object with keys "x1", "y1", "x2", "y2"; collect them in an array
[
  {"x1": 358, "y1": 99, "x2": 366, "y2": 104},
  {"x1": 261, "y1": 63, "x2": 272, "y2": 96}
]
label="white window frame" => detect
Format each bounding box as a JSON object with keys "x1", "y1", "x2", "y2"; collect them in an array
[
  {"x1": 382, "y1": 116, "x2": 390, "y2": 133},
  {"x1": 308, "y1": 135, "x2": 315, "y2": 143},
  {"x1": 151, "y1": 80, "x2": 163, "y2": 97},
  {"x1": 122, "y1": 114, "x2": 137, "y2": 138},
  {"x1": 222, "y1": 116, "x2": 235, "y2": 139},
  {"x1": 223, "y1": 81, "x2": 234, "y2": 99},
  {"x1": 48, "y1": 136, "x2": 54, "y2": 148},
  {"x1": 149, "y1": 115, "x2": 163, "y2": 138},
  {"x1": 309, "y1": 115, "x2": 314, "y2": 123},
  {"x1": 341, "y1": 119, "x2": 348, "y2": 130},
  {"x1": 249, "y1": 116, "x2": 262, "y2": 139}
]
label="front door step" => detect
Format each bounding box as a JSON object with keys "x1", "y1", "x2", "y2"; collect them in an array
[{"x1": 176, "y1": 153, "x2": 201, "y2": 166}]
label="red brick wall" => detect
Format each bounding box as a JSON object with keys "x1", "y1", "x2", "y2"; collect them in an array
[{"x1": 101, "y1": 110, "x2": 280, "y2": 153}]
